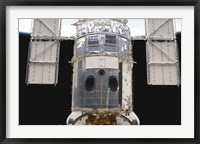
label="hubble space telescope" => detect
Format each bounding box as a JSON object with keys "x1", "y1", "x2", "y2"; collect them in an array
[{"x1": 25, "y1": 18, "x2": 180, "y2": 125}]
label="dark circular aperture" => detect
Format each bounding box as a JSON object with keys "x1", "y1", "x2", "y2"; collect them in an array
[
  {"x1": 109, "y1": 75, "x2": 118, "y2": 92},
  {"x1": 85, "y1": 75, "x2": 95, "y2": 92},
  {"x1": 98, "y1": 69, "x2": 105, "y2": 76}
]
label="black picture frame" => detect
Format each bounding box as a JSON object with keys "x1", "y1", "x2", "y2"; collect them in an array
[{"x1": 0, "y1": 0, "x2": 199, "y2": 143}]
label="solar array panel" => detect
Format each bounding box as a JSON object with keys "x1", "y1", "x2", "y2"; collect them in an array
[
  {"x1": 32, "y1": 18, "x2": 60, "y2": 38},
  {"x1": 145, "y1": 19, "x2": 180, "y2": 85},
  {"x1": 146, "y1": 19, "x2": 175, "y2": 39},
  {"x1": 26, "y1": 19, "x2": 61, "y2": 85}
]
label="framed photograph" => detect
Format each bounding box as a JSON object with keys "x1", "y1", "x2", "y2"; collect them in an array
[{"x1": 0, "y1": 0, "x2": 199, "y2": 143}]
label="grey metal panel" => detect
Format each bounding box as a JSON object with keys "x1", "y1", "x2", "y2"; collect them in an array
[
  {"x1": 27, "y1": 63, "x2": 43, "y2": 84},
  {"x1": 29, "y1": 41, "x2": 45, "y2": 62},
  {"x1": 85, "y1": 56, "x2": 119, "y2": 69},
  {"x1": 26, "y1": 18, "x2": 61, "y2": 85},
  {"x1": 145, "y1": 18, "x2": 180, "y2": 85},
  {"x1": 146, "y1": 41, "x2": 179, "y2": 85},
  {"x1": 27, "y1": 63, "x2": 57, "y2": 84},
  {"x1": 32, "y1": 18, "x2": 61, "y2": 37},
  {"x1": 146, "y1": 18, "x2": 175, "y2": 39},
  {"x1": 72, "y1": 59, "x2": 119, "y2": 109},
  {"x1": 29, "y1": 41, "x2": 58, "y2": 62},
  {"x1": 26, "y1": 41, "x2": 60, "y2": 84}
]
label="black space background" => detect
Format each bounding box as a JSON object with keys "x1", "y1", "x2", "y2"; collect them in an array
[{"x1": 19, "y1": 32, "x2": 181, "y2": 125}]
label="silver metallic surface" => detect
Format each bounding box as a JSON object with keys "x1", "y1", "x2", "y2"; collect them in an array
[{"x1": 67, "y1": 19, "x2": 139, "y2": 125}]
